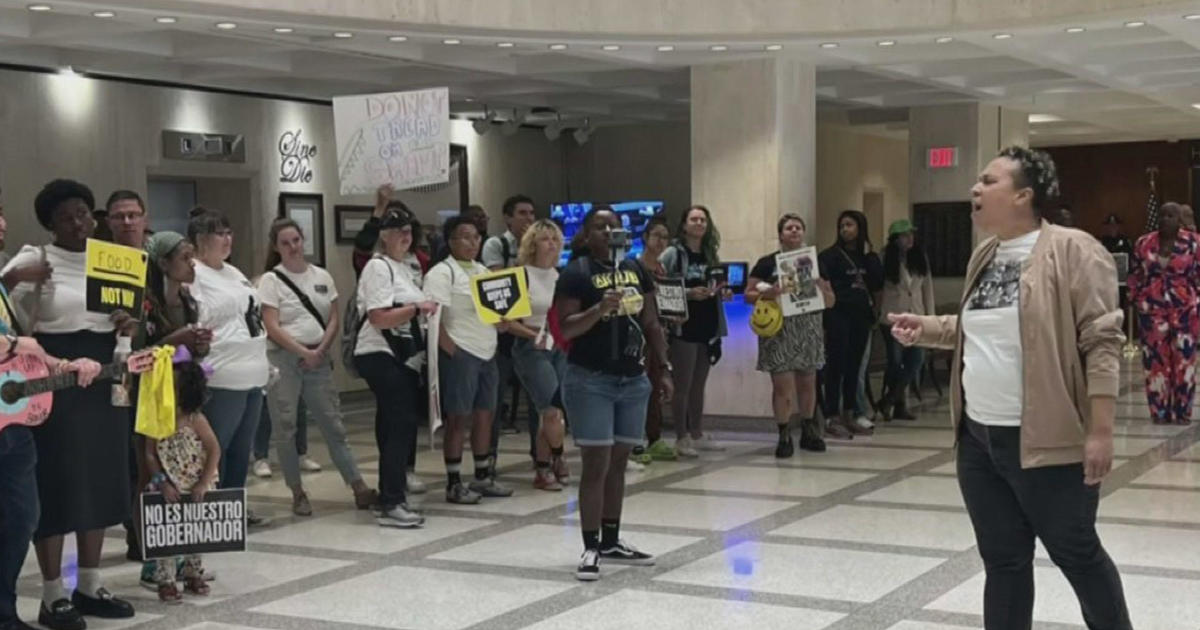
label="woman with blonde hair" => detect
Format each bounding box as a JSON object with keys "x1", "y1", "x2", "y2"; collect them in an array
[{"x1": 507, "y1": 219, "x2": 570, "y2": 490}]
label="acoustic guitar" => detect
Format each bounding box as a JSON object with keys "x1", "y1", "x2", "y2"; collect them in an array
[{"x1": 0, "y1": 350, "x2": 155, "y2": 435}]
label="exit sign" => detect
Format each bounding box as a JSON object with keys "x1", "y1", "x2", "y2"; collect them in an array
[{"x1": 927, "y1": 146, "x2": 958, "y2": 169}]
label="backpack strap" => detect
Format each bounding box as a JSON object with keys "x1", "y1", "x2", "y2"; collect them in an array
[{"x1": 269, "y1": 269, "x2": 326, "y2": 330}]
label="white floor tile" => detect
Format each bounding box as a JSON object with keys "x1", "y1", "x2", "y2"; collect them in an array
[
  {"x1": 430, "y1": 524, "x2": 700, "y2": 573},
  {"x1": 927, "y1": 566, "x2": 1200, "y2": 630},
  {"x1": 656, "y1": 541, "x2": 943, "y2": 603},
  {"x1": 1034, "y1": 522, "x2": 1200, "y2": 572},
  {"x1": 252, "y1": 566, "x2": 572, "y2": 630},
  {"x1": 856, "y1": 428, "x2": 956, "y2": 448},
  {"x1": 564, "y1": 491, "x2": 796, "y2": 531},
  {"x1": 857, "y1": 476, "x2": 965, "y2": 509},
  {"x1": 246, "y1": 470, "x2": 378, "y2": 503},
  {"x1": 437, "y1": 483, "x2": 581, "y2": 517},
  {"x1": 620, "y1": 458, "x2": 703, "y2": 482},
  {"x1": 771, "y1": 505, "x2": 977, "y2": 551},
  {"x1": 17, "y1": 597, "x2": 160, "y2": 629},
  {"x1": 927, "y1": 462, "x2": 958, "y2": 475},
  {"x1": 1100, "y1": 488, "x2": 1200, "y2": 524},
  {"x1": 521, "y1": 589, "x2": 844, "y2": 630},
  {"x1": 667, "y1": 466, "x2": 875, "y2": 498},
  {"x1": 885, "y1": 622, "x2": 978, "y2": 630},
  {"x1": 1109, "y1": 436, "x2": 1165, "y2": 458},
  {"x1": 1133, "y1": 460, "x2": 1200, "y2": 488},
  {"x1": 180, "y1": 624, "x2": 271, "y2": 630},
  {"x1": 745, "y1": 446, "x2": 940, "y2": 471},
  {"x1": 250, "y1": 509, "x2": 497, "y2": 553}
]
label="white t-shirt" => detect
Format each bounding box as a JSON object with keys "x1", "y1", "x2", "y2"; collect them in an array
[
  {"x1": 481, "y1": 231, "x2": 520, "y2": 269},
  {"x1": 258, "y1": 264, "x2": 338, "y2": 348},
  {"x1": 355, "y1": 255, "x2": 425, "y2": 358},
  {"x1": 3, "y1": 244, "x2": 115, "y2": 334},
  {"x1": 962, "y1": 230, "x2": 1040, "y2": 427},
  {"x1": 191, "y1": 260, "x2": 269, "y2": 390},
  {"x1": 424, "y1": 258, "x2": 497, "y2": 361},
  {"x1": 523, "y1": 265, "x2": 559, "y2": 330}
]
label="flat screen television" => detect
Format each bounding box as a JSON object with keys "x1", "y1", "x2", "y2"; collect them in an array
[{"x1": 550, "y1": 200, "x2": 664, "y2": 267}]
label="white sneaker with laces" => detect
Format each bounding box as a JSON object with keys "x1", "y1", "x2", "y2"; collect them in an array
[
  {"x1": 626, "y1": 459, "x2": 645, "y2": 472},
  {"x1": 576, "y1": 549, "x2": 601, "y2": 581},
  {"x1": 853, "y1": 416, "x2": 875, "y2": 431},
  {"x1": 377, "y1": 504, "x2": 425, "y2": 528},
  {"x1": 693, "y1": 435, "x2": 725, "y2": 452},
  {"x1": 300, "y1": 456, "x2": 322, "y2": 472},
  {"x1": 252, "y1": 459, "x2": 272, "y2": 478},
  {"x1": 675, "y1": 436, "x2": 699, "y2": 458}
]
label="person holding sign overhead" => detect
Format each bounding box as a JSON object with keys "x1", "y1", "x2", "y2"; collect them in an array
[
  {"x1": 2, "y1": 179, "x2": 138, "y2": 630},
  {"x1": 424, "y1": 215, "x2": 513, "y2": 504},
  {"x1": 746, "y1": 214, "x2": 835, "y2": 458},
  {"x1": 259, "y1": 218, "x2": 378, "y2": 517},
  {"x1": 554, "y1": 206, "x2": 673, "y2": 581}
]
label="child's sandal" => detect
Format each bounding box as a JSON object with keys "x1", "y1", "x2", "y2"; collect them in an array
[
  {"x1": 184, "y1": 576, "x2": 210, "y2": 596},
  {"x1": 158, "y1": 582, "x2": 183, "y2": 604}
]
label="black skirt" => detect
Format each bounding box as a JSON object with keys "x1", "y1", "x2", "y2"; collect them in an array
[{"x1": 32, "y1": 331, "x2": 130, "y2": 539}]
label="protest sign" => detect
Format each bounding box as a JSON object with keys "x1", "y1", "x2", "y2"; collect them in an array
[
  {"x1": 140, "y1": 488, "x2": 246, "y2": 559},
  {"x1": 85, "y1": 239, "x2": 148, "y2": 315},
  {"x1": 776, "y1": 247, "x2": 825, "y2": 317},
  {"x1": 470, "y1": 267, "x2": 532, "y2": 324},
  {"x1": 333, "y1": 88, "x2": 450, "y2": 195}
]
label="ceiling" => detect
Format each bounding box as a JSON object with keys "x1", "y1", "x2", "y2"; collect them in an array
[{"x1": 3, "y1": 0, "x2": 1200, "y2": 146}]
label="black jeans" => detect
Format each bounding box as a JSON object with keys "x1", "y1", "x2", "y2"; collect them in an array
[
  {"x1": 356, "y1": 353, "x2": 420, "y2": 508},
  {"x1": 880, "y1": 324, "x2": 925, "y2": 397},
  {"x1": 958, "y1": 417, "x2": 1131, "y2": 630},
  {"x1": 822, "y1": 313, "x2": 871, "y2": 417},
  {"x1": 0, "y1": 426, "x2": 39, "y2": 623}
]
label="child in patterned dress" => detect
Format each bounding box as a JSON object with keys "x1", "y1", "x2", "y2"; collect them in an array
[{"x1": 142, "y1": 359, "x2": 221, "y2": 603}]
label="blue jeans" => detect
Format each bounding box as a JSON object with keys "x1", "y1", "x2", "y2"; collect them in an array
[
  {"x1": 880, "y1": 324, "x2": 925, "y2": 399},
  {"x1": 562, "y1": 364, "x2": 651, "y2": 447},
  {"x1": 254, "y1": 399, "x2": 308, "y2": 461},
  {"x1": 204, "y1": 388, "x2": 264, "y2": 490},
  {"x1": 0, "y1": 426, "x2": 39, "y2": 623}
]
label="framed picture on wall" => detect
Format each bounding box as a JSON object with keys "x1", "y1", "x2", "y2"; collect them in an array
[
  {"x1": 278, "y1": 192, "x2": 324, "y2": 267},
  {"x1": 334, "y1": 205, "x2": 373, "y2": 244}
]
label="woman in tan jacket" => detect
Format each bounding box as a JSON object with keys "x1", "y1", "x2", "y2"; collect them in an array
[
  {"x1": 878, "y1": 219, "x2": 934, "y2": 420},
  {"x1": 890, "y1": 147, "x2": 1130, "y2": 630}
]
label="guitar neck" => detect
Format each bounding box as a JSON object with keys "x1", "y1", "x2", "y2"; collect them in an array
[{"x1": 21, "y1": 361, "x2": 127, "y2": 398}]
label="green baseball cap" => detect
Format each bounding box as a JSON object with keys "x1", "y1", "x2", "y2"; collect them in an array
[{"x1": 888, "y1": 219, "x2": 915, "y2": 237}]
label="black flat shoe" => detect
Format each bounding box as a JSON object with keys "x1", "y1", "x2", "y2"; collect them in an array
[
  {"x1": 799, "y1": 433, "x2": 827, "y2": 453},
  {"x1": 71, "y1": 589, "x2": 134, "y2": 619},
  {"x1": 774, "y1": 435, "x2": 794, "y2": 459},
  {"x1": 38, "y1": 599, "x2": 85, "y2": 630}
]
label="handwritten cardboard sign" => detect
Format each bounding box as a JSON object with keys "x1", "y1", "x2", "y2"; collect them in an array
[
  {"x1": 140, "y1": 488, "x2": 246, "y2": 559},
  {"x1": 333, "y1": 88, "x2": 450, "y2": 195},
  {"x1": 85, "y1": 238, "x2": 148, "y2": 315},
  {"x1": 470, "y1": 267, "x2": 532, "y2": 324}
]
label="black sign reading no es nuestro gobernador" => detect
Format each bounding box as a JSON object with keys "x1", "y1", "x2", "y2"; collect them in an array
[{"x1": 140, "y1": 488, "x2": 247, "y2": 559}]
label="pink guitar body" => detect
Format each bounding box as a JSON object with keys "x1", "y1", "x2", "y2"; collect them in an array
[{"x1": 0, "y1": 353, "x2": 53, "y2": 433}]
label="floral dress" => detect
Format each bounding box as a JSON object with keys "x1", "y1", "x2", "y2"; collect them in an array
[{"x1": 146, "y1": 414, "x2": 215, "y2": 586}]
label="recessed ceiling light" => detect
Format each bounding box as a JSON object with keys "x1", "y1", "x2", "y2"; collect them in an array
[
  {"x1": 333, "y1": 31, "x2": 353, "y2": 38},
  {"x1": 710, "y1": 45, "x2": 728, "y2": 51},
  {"x1": 993, "y1": 33, "x2": 1013, "y2": 40},
  {"x1": 1065, "y1": 26, "x2": 1086, "y2": 33},
  {"x1": 657, "y1": 45, "x2": 675, "y2": 51},
  {"x1": 92, "y1": 10, "x2": 115, "y2": 18},
  {"x1": 1192, "y1": 103, "x2": 1200, "y2": 110},
  {"x1": 443, "y1": 38, "x2": 461, "y2": 45},
  {"x1": 1186, "y1": 14, "x2": 1200, "y2": 20},
  {"x1": 764, "y1": 44, "x2": 783, "y2": 51},
  {"x1": 1028, "y1": 113, "x2": 1064, "y2": 123},
  {"x1": 274, "y1": 27, "x2": 294, "y2": 33},
  {"x1": 602, "y1": 44, "x2": 621, "y2": 51},
  {"x1": 388, "y1": 35, "x2": 408, "y2": 42},
  {"x1": 1124, "y1": 20, "x2": 1146, "y2": 28},
  {"x1": 215, "y1": 22, "x2": 237, "y2": 30},
  {"x1": 819, "y1": 42, "x2": 839, "y2": 49},
  {"x1": 548, "y1": 43, "x2": 568, "y2": 50},
  {"x1": 27, "y1": 4, "x2": 51, "y2": 11},
  {"x1": 877, "y1": 40, "x2": 896, "y2": 46},
  {"x1": 154, "y1": 16, "x2": 177, "y2": 23},
  {"x1": 497, "y1": 42, "x2": 514, "y2": 48}
]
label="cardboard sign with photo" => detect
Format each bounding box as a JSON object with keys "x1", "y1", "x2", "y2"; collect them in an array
[
  {"x1": 655, "y1": 276, "x2": 688, "y2": 319},
  {"x1": 776, "y1": 247, "x2": 825, "y2": 316}
]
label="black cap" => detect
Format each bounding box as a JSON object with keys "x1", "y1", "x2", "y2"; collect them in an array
[{"x1": 380, "y1": 208, "x2": 415, "y2": 230}]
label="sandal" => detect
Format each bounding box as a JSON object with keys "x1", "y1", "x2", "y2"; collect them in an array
[
  {"x1": 158, "y1": 582, "x2": 183, "y2": 604},
  {"x1": 184, "y1": 576, "x2": 210, "y2": 596}
]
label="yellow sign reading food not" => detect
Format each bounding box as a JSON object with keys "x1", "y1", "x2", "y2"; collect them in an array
[{"x1": 85, "y1": 238, "x2": 148, "y2": 314}]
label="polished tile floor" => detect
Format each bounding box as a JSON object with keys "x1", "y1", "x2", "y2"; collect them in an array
[{"x1": 16, "y1": 363, "x2": 1200, "y2": 630}]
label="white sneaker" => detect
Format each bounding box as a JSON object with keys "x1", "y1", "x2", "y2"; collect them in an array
[
  {"x1": 853, "y1": 416, "x2": 875, "y2": 431},
  {"x1": 300, "y1": 456, "x2": 322, "y2": 472},
  {"x1": 252, "y1": 459, "x2": 272, "y2": 478},
  {"x1": 407, "y1": 473, "x2": 428, "y2": 495},
  {"x1": 692, "y1": 435, "x2": 725, "y2": 452},
  {"x1": 377, "y1": 504, "x2": 425, "y2": 529},
  {"x1": 675, "y1": 436, "x2": 699, "y2": 458},
  {"x1": 626, "y1": 459, "x2": 646, "y2": 472}
]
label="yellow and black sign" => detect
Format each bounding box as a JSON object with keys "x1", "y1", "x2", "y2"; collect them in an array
[
  {"x1": 470, "y1": 267, "x2": 532, "y2": 324},
  {"x1": 85, "y1": 238, "x2": 148, "y2": 314}
]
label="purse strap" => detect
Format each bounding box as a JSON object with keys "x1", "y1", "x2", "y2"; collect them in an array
[{"x1": 269, "y1": 268, "x2": 326, "y2": 330}]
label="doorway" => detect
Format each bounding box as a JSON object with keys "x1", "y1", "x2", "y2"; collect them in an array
[{"x1": 147, "y1": 175, "x2": 255, "y2": 272}]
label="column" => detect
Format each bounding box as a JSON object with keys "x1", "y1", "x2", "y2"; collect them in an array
[{"x1": 690, "y1": 58, "x2": 817, "y2": 418}]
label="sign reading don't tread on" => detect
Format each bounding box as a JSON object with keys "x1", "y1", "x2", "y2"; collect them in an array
[
  {"x1": 85, "y1": 238, "x2": 148, "y2": 315},
  {"x1": 470, "y1": 267, "x2": 532, "y2": 324}
]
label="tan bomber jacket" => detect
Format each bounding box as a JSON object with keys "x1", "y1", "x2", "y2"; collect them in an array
[{"x1": 915, "y1": 221, "x2": 1125, "y2": 468}]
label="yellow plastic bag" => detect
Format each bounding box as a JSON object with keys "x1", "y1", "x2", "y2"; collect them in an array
[{"x1": 135, "y1": 345, "x2": 176, "y2": 439}]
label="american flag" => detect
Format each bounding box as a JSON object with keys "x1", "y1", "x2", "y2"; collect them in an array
[{"x1": 1143, "y1": 183, "x2": 1160, "y2": 233}]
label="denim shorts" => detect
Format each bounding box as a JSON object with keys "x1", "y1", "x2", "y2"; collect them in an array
[
  {"x1": 511, "y1": 338, "x2": 566, "y2": 414},
  {"x1": 439, "y1": 349, "x2": 499, "y2": 416},
  {"x1": 562, "y1": 363, "x2": 652, "y2": 447}
]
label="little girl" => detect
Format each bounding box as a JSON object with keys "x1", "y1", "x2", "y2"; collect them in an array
[{"x1": 141, "y1": 359, "x2": 221, "y2": 603}]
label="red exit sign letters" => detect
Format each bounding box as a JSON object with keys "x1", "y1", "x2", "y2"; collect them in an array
[{"x1": 927, "y1": 146, "x2": 958, "y2": 169}]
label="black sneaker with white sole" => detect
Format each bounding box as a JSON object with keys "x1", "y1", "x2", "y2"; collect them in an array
[
  {"x1": 576, "y1": 548, "x2": 601, "y2": 581},
  {"x1": 599, "y1": 540, "x2": 655, "y2": 566}
]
